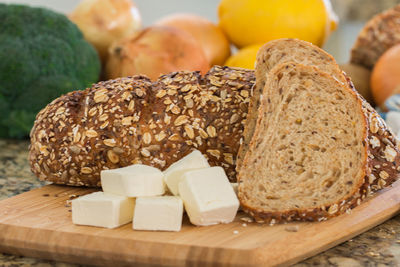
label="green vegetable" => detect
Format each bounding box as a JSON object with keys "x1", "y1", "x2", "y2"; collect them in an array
[{"x1": 0, "y1": 4, "x2": 101, "y2": 139}]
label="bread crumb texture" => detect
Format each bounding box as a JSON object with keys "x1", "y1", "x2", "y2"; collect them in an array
[{"x1": 237, "y1": 61, "x2": 400, "y2": 223}]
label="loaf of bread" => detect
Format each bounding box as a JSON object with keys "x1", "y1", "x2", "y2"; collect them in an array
[
  {"x1": 237, "y1": 38, "x2": 348, "y2": 172},
  {"x1": 29, "y1": 66, "x2": 255, "y2": 186},
  {"x1": 237, "y1": 42, "x2": 400, "y2": 223},
  {"x1": 351, "y1": 4, "x2": 400, "y2": 69}
]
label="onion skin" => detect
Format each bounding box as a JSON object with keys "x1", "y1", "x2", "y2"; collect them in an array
[
  {"x1": 105, "y1": 26, "x2": 210, "y2": 81},
  {"x1": 156, "y1": 13, "x2": 231, "y2": 67},
  {"x1": 371, "y1": 44, "x2": 400, "y2": 107},
  {"x1": 69, "y1": 0, "x2": 142, "y2": 63}
]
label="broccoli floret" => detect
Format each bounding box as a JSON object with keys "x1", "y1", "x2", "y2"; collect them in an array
[{"x1": 0, "y1": 4, "x2": 101, "y2": 139}]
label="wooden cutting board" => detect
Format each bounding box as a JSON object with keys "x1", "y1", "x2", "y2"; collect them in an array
[{"x1": 1, "y1": 183, "x2": 400, "y2": 267}]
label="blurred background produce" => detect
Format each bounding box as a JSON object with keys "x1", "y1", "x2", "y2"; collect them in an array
[
  {"x1": 105, "y1": 26, "x2": 209, "y2": 80},
  {"x1": 2, "y1": 0, "x2": 400, "y2": 139},
  {"x1": 0, "y1": 3, "x2": 100, "y2": 139},
  {"x1": 371, "y1": 44, "x2": 400, "y2": 107},
  {"x1": 218, "y1": 0, "x2": 338, "y2": 49},
  {"x1": 6, "y1": 0, "x2": 399, "y2": 63},
  {"x1": 155, "y1": 13, "x2": 231, "y2": 66},
  {"x1": 224, "y1": 44, "x2": 263, "y2": 69},
  {"x1": 69, "y1": 0, "x2": 142, "y2": 64}
]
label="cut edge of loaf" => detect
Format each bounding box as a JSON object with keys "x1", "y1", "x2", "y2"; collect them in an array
[
  {"x1": 236, "y1": 38, "x2": 347, "y2": 172},
  {"x1": 344, "y1": 74, "x2": 400, "y2": 191},
  {"x1": 237, "y1": 62, "x2": 370, "y2": 223}
]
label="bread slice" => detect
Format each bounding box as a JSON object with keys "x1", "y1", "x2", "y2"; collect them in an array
[
  {"x1": 351, "y1": 4, "x2": 400, "y2": 69},
  {"x1": 237, "y1": 38, "x2": 348, "y2": 172},
  {"x1": 237, "y1": 62, "x2": 400, "y2": 223}
]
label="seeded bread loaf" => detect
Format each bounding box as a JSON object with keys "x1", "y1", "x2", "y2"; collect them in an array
[
  {"x1": 237, "y1": 38, "x2": 348, "y2": 171},
  {"x1": 351, "y1": 4, "x2": 400, "y2": 69},
  {"x1": 29, "y1": 66, "x2": 255, "y2": 186},
  {"x1": 237, "y1": 61, "x2": 400, "y2": 223}
]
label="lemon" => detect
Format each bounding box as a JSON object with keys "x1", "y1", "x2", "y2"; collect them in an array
[
  {"x1": 224, "y1": 44, "x2": 263, "y2": 69},
  {"x1": 218, "y1": 0, "x2": 338, "y2": 48}
]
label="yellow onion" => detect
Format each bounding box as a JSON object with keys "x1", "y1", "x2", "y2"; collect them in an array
[
  {"x1": 106, "y1": 26, "x2": 209, "y2": 80},
  {"x1": 156, "y1": 13, "x2": 231, "y2": 66},
  {"x1": 69, "y1": 0, "x2": 142, "y2": 63}
]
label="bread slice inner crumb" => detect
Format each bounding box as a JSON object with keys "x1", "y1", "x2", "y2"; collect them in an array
[
  {"x1": 238, "y1": 39, "x2": 347, "y2": 172},
  {"x1": 240, "y1": 64, "x2": 366, "y2": 211}
]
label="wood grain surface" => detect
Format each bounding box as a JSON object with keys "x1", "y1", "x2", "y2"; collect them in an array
[{"x1": 0, "y1": 182, "x2": 400, "y2": 267}]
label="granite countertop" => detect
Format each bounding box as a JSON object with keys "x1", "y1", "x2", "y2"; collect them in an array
[{"x1": 2, "y1": 139, "x2": 400, "y2": 266}]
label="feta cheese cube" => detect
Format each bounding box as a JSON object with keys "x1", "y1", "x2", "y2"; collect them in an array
[
  {"x1": 231, "y1": 182, "x2": 238, "y2": 195},
  {"x1": 178, "y1": 167, "x2": 239, "y2": 226},
  {"x1": 72, "y1": 192, "x2": 135, "y2": 229},
  {"x1": 386, "y1": 111, "x2": 400, "y2": 134},
  {"x1": 101, "y1": 164, "x2": 165, "y2": 197},
  {"x1": 163, "y1": 150, "x2": 210, "y2": 195},
  {"x1": 133, "y1": 196, "x2": 183, "y2": 232}
]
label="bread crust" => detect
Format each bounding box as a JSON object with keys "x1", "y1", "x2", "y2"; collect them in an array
[
  {"x1": 29, "y1": 66, "x2": 255, "y2": 186},
  {"x1": 238, "y1": 62, "x2": 400, "y2": 223},
  {"x1": 347, "y1": 76, "x2": 400, "y2": 190},
  {"x1": 350, "y1": 4, "x2": 400, "y2": 69}
]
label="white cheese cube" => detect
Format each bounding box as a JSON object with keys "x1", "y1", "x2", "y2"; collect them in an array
[
  {"x1": 231, "y1": 183, "x2": 238, "y2": 195},
  {"x1": 163, "y1": 150, "x2": 210, "y2": 195},
  {"x1": 178, "y1": 167, "x2": 239, "y2": 226},
  {"x1": 230, "y1": 183, "x2": 243, "y2": 211},
  {"x1": 101, "y1": 164, "x2": 165, "y2": 197},
  {"x1": 386, "y1": 111, "x2": 400, "y2": 134},
  {"x1": 72, "y1": 192, "x2": 135, "y2": 229},
  {"x1": 133, "y1": 196, "x2": 183, "y2": 232}
]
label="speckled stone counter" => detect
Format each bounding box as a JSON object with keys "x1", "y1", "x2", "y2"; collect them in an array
[{"x1": 2, "y1": 139, "x2": 400, "y2": 266}]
